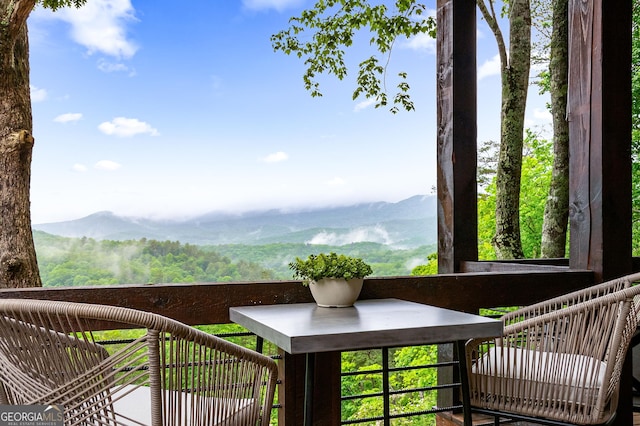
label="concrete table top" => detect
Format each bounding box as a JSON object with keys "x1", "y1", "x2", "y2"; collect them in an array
[{"x1": 230, "y1": 298, "x2": 502, "y2": 354}]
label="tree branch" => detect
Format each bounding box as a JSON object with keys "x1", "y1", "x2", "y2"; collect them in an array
[{"x1": 477, "y1": 0, "x2": 508, "y2": 69}]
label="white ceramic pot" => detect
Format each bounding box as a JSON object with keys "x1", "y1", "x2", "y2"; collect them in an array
[{"x1": 309, "y1": 278, "x2": 363, "y2": 307}]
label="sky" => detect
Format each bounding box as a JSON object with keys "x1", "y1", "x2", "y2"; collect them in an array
[{"x1": 27, "y1": 0, "x2": 551, "y2": 224}]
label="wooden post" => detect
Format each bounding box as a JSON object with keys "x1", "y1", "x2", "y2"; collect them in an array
[
  {"x1": 567, "y1": 1, "x2": 632, "y2": 425},
  {"x1": 435, "y1": 0, "x2": 477, "y2": 416},
  {"x1": 436, "y1": 0, "x2": 478, "y2": 274},
  {"x1": 278, "y1": 351, "x2": 305, "y2": 425},
  {"x1": 567, "y1": 0, "x2": 632, "y2": 281},
  {"x1": 277, "y1": 350, "x2": 341, "y2": 425}
]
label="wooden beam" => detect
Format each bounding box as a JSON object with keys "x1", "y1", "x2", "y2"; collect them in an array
[
  {"x1": 568, "y1": 0, "x2": 632, "y2": 281},
  {"x1": 278, "y1": 351, "x2": 305, "y2": 426},
  {"x1": 461, "y1": 261, "x2": 569, "y2": 273},
  {"x1": 0, "y1": 271, "x2": 593, "y2": 325},
  {"x1": 436, "y1": 0, "x2": 478, "y2": 274},
  {"x1": 567, "y1": 1, "x2": 632, "y2": 424}
]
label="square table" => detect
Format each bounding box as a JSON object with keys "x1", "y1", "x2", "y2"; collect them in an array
[{"x1": 230, "y1": 298, "x2": 502, "y2": 425}]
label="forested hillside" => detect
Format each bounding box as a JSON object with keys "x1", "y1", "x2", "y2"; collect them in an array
[
  {"x1": 34, "y1": 231, "x2": 437, "y2": 287},
  {"x1": 207, "y1": 242, "x2": 437, "y2": 278},
  {"x1": 34, "y1": 232, "x2": 276, "y2": 286}
]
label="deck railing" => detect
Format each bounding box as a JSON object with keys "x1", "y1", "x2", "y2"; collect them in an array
[{"x1": 0, "y1": 268, "x2": 597, "y2": 424}]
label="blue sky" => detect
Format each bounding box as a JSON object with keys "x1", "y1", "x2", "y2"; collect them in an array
[{"x1": 27, "y1": 0, "x2": 550, "y2": 224}]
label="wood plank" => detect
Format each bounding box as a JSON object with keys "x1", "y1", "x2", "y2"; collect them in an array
[
  {"x1": 361, "y1": 271, "x2": 594, "y2": 312},
  {"x1": 567, "y1": 0, "x2": 594, "y2": 270},
  {"x1": 598, "y1": 0, "x2": 632, "y2": 280},
  {"x1": 567, "y1": 1, "x2": 633, "y2": 423},
  {"x1": 436, "y1": 0, "x2": 478, "y2": 274},
  {"x1": 568, "y1": 0, "x2": 632, "y2": 280},
  {"x1": 0, "y1": 271, "x2": 594, "y2": 327},
  {"x1": 461, "y1": 261, "x2": 569, "y2": 273},
  {"x1": 278, "y1": 351, "x2": 306, "y2": 426}
]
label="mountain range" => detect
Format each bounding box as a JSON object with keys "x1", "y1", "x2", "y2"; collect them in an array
[{"x1": 33, "y1": 195, "x2": 437, "y2": 248}]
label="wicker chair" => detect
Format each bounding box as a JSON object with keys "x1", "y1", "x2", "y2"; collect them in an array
[
  {"x1": 0, "y1": 299, "x2": 278, "y2": 426},
  {"x1": 464, "y1": 272, "x2": 640, "y2": 425}
]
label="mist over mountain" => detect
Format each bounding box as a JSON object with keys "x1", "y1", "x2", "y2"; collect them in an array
[{"x1": 33, "y1": 195, "x2": 437, "y2": 248}]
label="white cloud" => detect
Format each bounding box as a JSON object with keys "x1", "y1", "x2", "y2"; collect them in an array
[
  {"x1": 97, "y1": 59, "x2": 134, "y2": 75},
  {"x1": 54, "y1": 113, "x2": 82, "y2": 123},
  {"x1": 261, "y1": 151, "x2": 289, "y2": 163},
  {"x1": 30, "y1": 85, "x2": 47, "y2": 102},
  {"x1": 406, "y1": 257, "x2": 428, "y2": 271},
  {"x1": 50, "y1": 0, "x2": 138, "y2": 59},
  {"x1": 478, "y1": 54, "x2": 501, "y2": 80},
  {"x1": 72, "y1": 164, "x2": 88, "y2": 172},
  {"x1": 354, "y1": 98, "x2": 376, "y2": 112},
  {"x1": 327, "y1": 177, "x2": 345, "y2": 186},
  {"x1": 307, "y1": 226, "x2": 393, "y2": 245},
  {"x1": 94, "y1": 160, "x2": 122, "y2": 171},
  {"x1": 242, "y1": 0, "x2": 303, "y2": 12},
  {"x1": 98, "y1": 117, "x2": 159, "y2": 137},
  {"x1": 403, "y1": 33, "x2": 436, "y2": 53}
]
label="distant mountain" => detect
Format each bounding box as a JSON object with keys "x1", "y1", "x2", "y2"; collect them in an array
[{"x1": 33, "y1": 195, "x2": 437, "y2": 248}]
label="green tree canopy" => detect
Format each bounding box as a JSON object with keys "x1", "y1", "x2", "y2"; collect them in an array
[{"x1": 271, "y1": 0, "x2": 435, "y2": 113}]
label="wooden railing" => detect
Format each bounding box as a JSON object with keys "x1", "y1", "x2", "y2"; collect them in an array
[
  {"x1": 0, "y1": 269, "x2": 598, "y2": 425},
  {"x1": 0, "y1": 269, "x2": 594, "y2": 324}
]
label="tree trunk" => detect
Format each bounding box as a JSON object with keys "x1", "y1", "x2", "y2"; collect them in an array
[
  {"x1": 540, "y1": 0, "x2": 569, "y2": 258},
  {"x1": 0, "y1": 0, "x2": 41, "y2": 288},
  {"x1": 492, "y1": 0, "x2": 531, "y2": 259}
]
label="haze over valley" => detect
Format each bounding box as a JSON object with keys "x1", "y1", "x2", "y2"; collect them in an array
[{"x1": 34, "y1": 195, "x2": 437, "y2": 249}]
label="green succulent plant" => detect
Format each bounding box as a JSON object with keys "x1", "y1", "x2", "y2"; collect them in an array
[{"x1": 289, "y1": 252, "x2": 373, "y2": 286}]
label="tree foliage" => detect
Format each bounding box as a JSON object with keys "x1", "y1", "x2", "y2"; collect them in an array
[
  {"x1": 271, "y1": 0, "x2": 435, "y2": 113},
  {"x1": 477, "y1": 131, "x2": 554, "y2": 259},
  {"x1": 38, "y1": 0, "x2": 86, "y2": 10},
  {"x1": 635, "y1": 0, "x2": 640, "y2": 159},
  {"x1": 35, "y1": 233, "x2": 276, "y2": 286},
  {"x1": 34, "y1": 231, "x2": 438, "y2": 286},
  {"x1": 410, "y1": 252, "x2": 437, "y2": 276},
  {"x1": 211, "y1": 241, "x2": 437, "y2": 278},
  {"x1": 341, "y1": 346, "x2": 438, "y2": 424}
]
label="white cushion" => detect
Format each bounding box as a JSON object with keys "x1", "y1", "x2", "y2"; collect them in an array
[
  {"x1": 472, "y1": 346, "x2": 606, "y2": 405},
  {"x1": 112, "y1": 385, "x2": 257, "y2": 425}
]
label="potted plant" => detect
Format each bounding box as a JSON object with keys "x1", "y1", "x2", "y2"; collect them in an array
[{"x1": 289, "y1": 252, "x2": 373, "y2": 307}]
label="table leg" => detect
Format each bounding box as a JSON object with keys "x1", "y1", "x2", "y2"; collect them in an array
[{"x1": 455, "y1": 340, "x2": 472, "y2": 426}]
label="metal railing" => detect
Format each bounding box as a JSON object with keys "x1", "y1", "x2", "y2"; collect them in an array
[{"x1": 340, "y1": 346, "x2": 462, "y2": 425}]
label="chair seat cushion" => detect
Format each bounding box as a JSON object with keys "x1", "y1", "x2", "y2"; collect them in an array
[
  {"x1": 112, "y1": 385, "x2": 257, "y2": 425},
  {"x1": 471, "y1": 346, "x2": 606, "y2": 405}
]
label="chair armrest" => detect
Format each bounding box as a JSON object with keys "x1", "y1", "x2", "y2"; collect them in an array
[
  {"x1": 501, "y1": 271, "x2": 640, "y2": 326},
  {"x1": 146, "y1": 321, "x2": 279, "y2": 426},
  {"x1": 467, "y1": 285, "x2": 640, "y2": 381}
]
